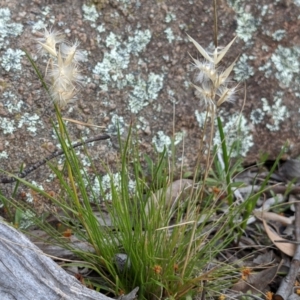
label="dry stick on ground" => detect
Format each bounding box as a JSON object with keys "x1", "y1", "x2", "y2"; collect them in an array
[
  {"x1": 239, "y1": 184, "x2": 300, "y2": 196},
  {"x1": 275, "y1": 197, "x2": 300, "y2": 300},
  {"x1": 0, "y1": 134, "x2": 110, "y2": 184},
  {"x1": 0, "y1": 220, "x2": 138, "y2": 300},
  {"x1": 269, "y1": 185, "x2": 300, "y2": 195}
]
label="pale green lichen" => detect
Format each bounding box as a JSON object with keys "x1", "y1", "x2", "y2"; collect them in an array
[
  {"x1": 107, "y1": 114, "x2": 125, "y2": 135},
  {"x1": 0, "y1": 7, "x2": 10, "y2": 20},
  {"x1": 3, "y1": 92, "x2": 24, "y2": 113},
  {"x1": 93, "y1": 48, "x2": 130, "y2": 83},
  {"x1": 196, "y1": 109, "x2": 253, "y2": 157},
  {"x1": 165, "y1": 12, "x2": 176, "y2": 23},
  {"x1": 41, "y1": 6, "x2": 51, "y2": 16},
  {"x1": 258, "y1": 45, "x2": 300, "y2": 91},
  {"x1": 152, "y1": 130, "x2": 185, "y2": 154},
  {"x1": 137, "y1": 116, "x2": 150, "y2": 133},
  {"x1": 163, "y1": 54, "x2": 169, "y2": 62},
  {"x1": 293, "y1": 0, "x2": 300, "y2": 6},
  {"x1": 214, "y1": 113, "x2": 254, "y2": 157},
  {"x1": 105, "y1": 32, "x2": 120, "y2": 48},
  {"x1": 226, "y1": 1, "x2": 259, "y2": 42},
  {"x1": 236, "y1": 12, "x2": 258, "y2": 42},
  {"x1": 91, "y1": 177, "x2": 101, "y2": 200},
  {"x1": 93, "y1": 27, "x2": 164, "y2": 113},
  {"x1": 0, "y1": 151, "x2": 8, "y2": 159},
  {"x1": 31, "y1": 6, "x2": 53, "y2": 33},
  {"x1": 164, "y1": 28, "x2": 176, "y2": 43},
  {"x1": 250, "y1": 108, "x2": 265, "y2": 125},
  {"x1": 195, "y1": 110, "x2": 208, "y2": 128},
  {"x1": 1, "y1": 48, "x2": 24, "y2": 71},
  {"x1": 258, "y1": 60, "x2": 272, "y2": 78},
  {"x1": 97, "y1": 24, "x2": 105, "y2": 33},
  {"x1": 261, "y1": 5, "x2": 268, "y2": 16},
  {"x1": 271, "y1": 46, "x2": 300, "y2": 87},
  {"x1": 261, "y1": 93, "x2": 289, "y2": 131},
  {"x1": 147, "y1": 73, "x2": 164, "y2": 100},
  {"x1": 116, "y1": 0, "x2": 132, "y2": 6},
  {"x1": 128, "y1": 78, "x2": 148, "y2": 113},
  {"x1": 19, "y1": 210, "x2": 36, "y2": 229},
  {"x1": 272, "y1": 30, "x2": 286, "y2": 41},
  {"x1": 227, "y1": 0, "x2": 244, "y2": 13},
  {"x1": 152, "y1": 131, "x2": 172, "y2": 153},
  {"x1": 31, "y1": 181, "x2": 44, "y2": 191},
  {"x1": 0, "y1": 117, "x2": 16, "y2": 134},
  {"x1": 93, "y1": 29, "x2": 151, "y2": 84},
  {"x1": 76, "y1": 150, "x2": 92, "y2": 167},
  {"x1": 82, "y1": 4, "x2": 99, "y2": 23},
  {"x1": 174, "y1": 131, "x2": 185, "y2": 145},
  {"x1": 32, "y1": 20, "x2": 47, "y2": 33},
  {"x1": 110, "y1": 11, "x2": 120, "y2": 19},
  {"x1": 234, "y1": 54, "x2": 255, "y2": 81},
  {"x1": 18, "y1": 113, "x2": 44, "y2": 135},
  {"x1": 101, "y1": 172, "x2": 136, "y2": 201},
  {"x1": 126, "y1": 29, "x2": 151, "y2": 55},
  {"x1": 0, "y1": 8, "x2": 23, "y2": 49}
]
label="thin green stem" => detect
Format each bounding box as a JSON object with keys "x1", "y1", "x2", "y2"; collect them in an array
[
  {"x1": 217, "y1": 116, "x2": 233, "y2": 205},
  {"x1": 181, "y1": 221, "x2": 197, "y2": 279},
  {"x1": 23, "y1": 49, "x2": 50, "y2": 95}
]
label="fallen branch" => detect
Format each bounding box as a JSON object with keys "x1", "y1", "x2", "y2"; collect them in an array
[
  {"x1": 0, "y1": 220, "x2": 138, "y2": 300},
  {"x1": 275, "y1": 197, "x2": 300, "y2": 300}
]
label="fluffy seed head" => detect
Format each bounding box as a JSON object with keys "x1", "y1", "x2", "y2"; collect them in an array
[
  {"x1": 188, "y1": 34, "x2": 238, "y2": 110},
  {"x1": 36, "y1": 27, "x2": 64, "y2": 57},
  {"x1": 49, "y1": 52, "x2": 82, "y2": 88},
  {"x1": 35, "y1": 28, "x2": 83, "y2": 108},
  {"x1": 216, "y1": 85, "x2": 238, "y2": 106},
  {"x1": 60, "y1": 40, "x2": 85, "y2": 64}
]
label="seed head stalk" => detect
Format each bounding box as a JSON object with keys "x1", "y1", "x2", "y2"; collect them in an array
[
  {"x1": 36, "y1": 27, "x2": 85, "y2": 211},
  {"x1": 188, "y1": 32, "x2": 238, "y2": 205},
  {"x1": 33, "y1": 28, "x2": 101, "y2": 251},
  {"x1": 213, "y1": 0, "x2": 218, "y2": 48}
]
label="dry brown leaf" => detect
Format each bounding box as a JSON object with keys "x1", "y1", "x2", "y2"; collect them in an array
[
  {"x1": 262, "y1": 219, "x2": 296, "y2": 257},
  {"x1": 145, "y1": 179, "x2": 194, "y2": 216},
  {"x1": 253, "y1": 250, "x2": 276, "y2": 265},
  {"x1": 232, "y1": 265, "x2": 280, "y2": 293}
]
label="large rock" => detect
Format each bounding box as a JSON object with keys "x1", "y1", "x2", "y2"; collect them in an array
[{"x1": 0, "y1": 0, "x2": 300, "y2": 192}]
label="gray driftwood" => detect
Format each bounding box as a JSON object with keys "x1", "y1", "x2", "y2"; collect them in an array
[{"x1": 0, "y1": 220, "x2": 138, "y2": 300}]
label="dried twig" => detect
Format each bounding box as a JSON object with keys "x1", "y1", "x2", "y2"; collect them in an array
[
  {"x1": 238, "y1": 184, "x2": 300, "y2": 197},
  {"x1": 268, "y1": 185, "x2": 300, "y2": 195},
  {"x1": 275, "y1": 196, "x2": 300, "y2": 300},
  {"x1": 0, "y1": 134, "x2": 110, "y2": 184}
]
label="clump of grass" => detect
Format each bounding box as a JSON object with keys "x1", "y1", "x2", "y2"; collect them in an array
[{"x1": 6, "y1": 118, "x2": 242, "y2": 299}]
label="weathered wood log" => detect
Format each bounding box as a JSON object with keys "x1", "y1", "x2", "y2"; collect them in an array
[
  {"x1": 27, "y1": 229, "x2": 97, "y2": 259},
  {"x1": 0, "y1": 220, "x2": 138, "y2": 300}
]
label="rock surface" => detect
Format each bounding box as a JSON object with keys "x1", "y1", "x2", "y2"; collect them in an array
[{"x1": 0, "y1": 0, "x2": 300, "y2": 195}]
